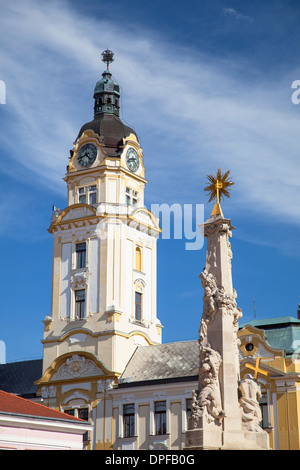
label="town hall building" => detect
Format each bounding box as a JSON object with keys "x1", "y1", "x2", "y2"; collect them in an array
[{"x1": 2, "y1": 51, "x2": 300, "y2": 450}]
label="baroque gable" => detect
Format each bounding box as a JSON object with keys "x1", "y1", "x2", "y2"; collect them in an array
[
  {"x1": 36, "y1": 352, "x2": 117, "y2": 387},
  {"x1": 129, "y1": 207, "x2": 161, "y2": 234},
  {"x1": 49, "y1": 204, "x2": 98, "y2": 232},
  {"x1": 238, "y1": 324, "x2": 285, "y2": 360},
  {"x1": 52, "y1": 354, "x2": 104, "y2": 381}
]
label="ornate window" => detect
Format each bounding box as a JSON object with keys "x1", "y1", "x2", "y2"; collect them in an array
[
  {"x1": 78, "y1": 187, "x2": 86, "y2": 204},
  {"x1": 126, "y1": 187, "x2": 138, "y2": 206},
  {"x1": 154, "y1": 401, "x2": 167, "y2": 435},
  {"x1": 186, "y1": 398, "x2": 192, "y2": 420},
  {"x1": 123, "y1": 404, "x2": 135, "y2": 438},
  {"x1": 89, "y1": 185, "x2": 97, "y2": 204},
  {"x1": 75, "y1": 289, "x2": 86, "y2": 319},
  {"x1": 259, "y1": 392, "x2": 269, "y2": 429},
  {"x1": 64, "y1": 407, "x2": 90, "y2": 442},
  {"x1": 135, "y1": 247, "x2": 142, "y2": 271},
  {"x1": 78, "y1": 185, "x2": 97, "y2": 205},
  {"x1": 135, "y1": 292, "x2": 142, "y2": 322},
  {"x1": 76, "y1": 242, "x2": 86, "y2": 269}
]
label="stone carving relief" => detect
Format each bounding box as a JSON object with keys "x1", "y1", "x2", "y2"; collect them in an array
[
  {"x1": 191, "y1": 268, "x2": 243, "y2": 426},
  {"x1": 97, "y1": 379, "x2": 114, "y2": 392},
  {"x1": 239, "y1": 374, "x2": 263, "y2": 432},
  {"x1": 134, "y1": 278, "x2": 145, "y2": 293},
  {"x1": 191, "y1": 345, "x2": 225, "y2": 426},
  {"x1": 52, "y1": 354, "x2": 104, "y2": 380},
  {"x1": 205, "y1": 221, "x2": 233, "y2": 270},
  {"x1": 41, "y1": 385, "x2": 57, "y2": 399},
  {"x1": 199, "y1": 268, "x2": 242, "y2": 347},
  {"x1": 71, "y1": 271, "x2": 88, "y2": 290},
  {"x1": 62, "y1": 206, "x2": 95, "y2": 222}
]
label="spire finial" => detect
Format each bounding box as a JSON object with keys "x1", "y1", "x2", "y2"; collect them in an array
[
  {"x1": 204, "y1": 169, "x2": 234, "y2": 217},
  {"x1": 101, "y1": 49, "x2": 114, "y2": 70}
]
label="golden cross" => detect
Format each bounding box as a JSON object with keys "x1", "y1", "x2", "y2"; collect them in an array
[{"x1": 245, "y1": 357, "x2": 269, "y2": 380}]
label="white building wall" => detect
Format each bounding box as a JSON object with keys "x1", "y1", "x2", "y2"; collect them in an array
[
  {"x1": 89, "y1": 238, "x2": 100, "y2": 314},
  {"x1": 61, "y1": 243, "x2": 71, "y2": 318},
  {"x1": 125, "y1": 239, "x2": 133, "y2": 315},
  {"x1": 110, "y1": 382, "x2": 197, "y2": 450},
  {"x1": 143, "y1": 246, "x2": 152, "y2": 322}
]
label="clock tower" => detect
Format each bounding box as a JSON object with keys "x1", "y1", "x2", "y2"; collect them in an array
[{"x1": 36, "y1": 51, "x2": 162, "y2": 447}]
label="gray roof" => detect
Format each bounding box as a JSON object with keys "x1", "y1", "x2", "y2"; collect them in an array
[
  {"x1": 119, "y1": 340, "x2": 199, "y2": 386},
  {"x1": 0, "y1": 359, "x2": 42, "y2": 398}
]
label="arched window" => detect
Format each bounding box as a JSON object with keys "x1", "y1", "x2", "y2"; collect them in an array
[
  {"x1": 135, "y1": 292, "x2": 142, "y2": 322},
  {"x1": 135, "y1": 247, "x2": 142, "y2": 271}
]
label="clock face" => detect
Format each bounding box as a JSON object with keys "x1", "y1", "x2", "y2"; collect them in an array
[
  {"x1": 77, "y1": 143, "x2": 97, "y2": 168},
  {"x1": 126, "y1": 147, "x2": 139, "y2": 172}
]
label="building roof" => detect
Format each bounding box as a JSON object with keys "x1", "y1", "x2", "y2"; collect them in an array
[
  {"x1": 76, "y1": 114, "x2": 138, "y2": 157},
  {"x1": 0, "y1": 359, "x2": 42, "y2": 398},
  {"x1": 240, "y1": 316, "x2": 300, "y2": 355},
  {"x1": 118, "y1": 340, "x2": 199, "y2": 387},
  {"x1": 0, "y1": 389, "x2": 83, "y2": 423},
  {"x1": 240, "y1": 316, "x2": 300, "y2": 328},
  {"x1": 2, "y1": 317, "x2": 300, "y2": 396}
]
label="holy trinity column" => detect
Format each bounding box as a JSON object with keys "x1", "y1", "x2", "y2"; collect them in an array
[{"x1": 185, "y1": 169, "x2": 269, "y2": 450}]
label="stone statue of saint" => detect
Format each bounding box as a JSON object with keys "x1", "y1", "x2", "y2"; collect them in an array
[{"x1": 239, "y1": 373, "x2": 263, "y2": 432}]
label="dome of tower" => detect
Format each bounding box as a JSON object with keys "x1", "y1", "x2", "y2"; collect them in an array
[
  {"x1": 77, "y1": 114, "x2": 138, "y2": 157},
  {"x1": 94, "y1": 70, "x2": 120, "y2": 96},
  {"x1": 76, "y1": 50, "x2": 138, "y2": 156}
]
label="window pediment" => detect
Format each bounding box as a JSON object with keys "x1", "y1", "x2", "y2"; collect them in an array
[
  {"x1": 49, "y1": 204, "x2": 98, "y2": 232},
  {"x1": 59, "y1": 205, "x2": 97, "y2": 222}
]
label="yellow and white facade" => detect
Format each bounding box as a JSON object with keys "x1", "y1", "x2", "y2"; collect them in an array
[
  {"x1": 36, "y1": 52, "x2": 162, "y2": 449},
  {"x1": 238, "y1": 319, "x2": 300, "y2": 450},
  {"x1": 32, "y1": 51, "x2": 300, "y2": 451}
]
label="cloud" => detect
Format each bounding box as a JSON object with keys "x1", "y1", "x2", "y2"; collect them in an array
[
  {"x1": 223, "y1": 7, "x2": 253, "y2": 22},
  {"x1": 0, "y1": 0, "x2": 299, "y2": 229}
]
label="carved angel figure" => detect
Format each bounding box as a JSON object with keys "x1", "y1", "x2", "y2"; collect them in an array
[{"x1": 200, "y1": 268, "x2": 218, "y2": 317}]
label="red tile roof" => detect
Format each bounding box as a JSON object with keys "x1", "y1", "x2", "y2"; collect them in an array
[{"x1": 0, "y1": 389, "x2": 84, "y2": 422}]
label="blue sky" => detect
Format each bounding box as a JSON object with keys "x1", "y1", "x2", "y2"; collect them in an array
[{"x1": 1, "y1": 0, "x2": 300, "y2": 363}]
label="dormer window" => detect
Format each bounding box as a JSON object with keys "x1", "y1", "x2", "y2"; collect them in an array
[{"x1": 126, "y1": 187, "x2": 138, "y2": 206}]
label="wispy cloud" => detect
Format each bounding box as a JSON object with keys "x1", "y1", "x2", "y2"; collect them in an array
[
  {"x1": 223, "y1": 7, "x2": 253, "y2": 23},
  {"x1": 0, "y1": 0, "x2": 299, "y2": 228}
]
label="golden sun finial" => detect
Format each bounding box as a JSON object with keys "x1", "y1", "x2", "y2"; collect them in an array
[{"x1": 204, "y1": 169, "x2": 234, "y2": 216}]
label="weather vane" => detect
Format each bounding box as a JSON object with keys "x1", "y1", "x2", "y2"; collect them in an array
[
  {"x1": 204, "y1": 169, "x2": 234, "y2": 216},
  {"x1": 101, "y1": 49, "x2": 114, "y2": 70}
]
